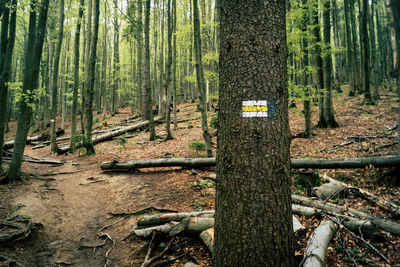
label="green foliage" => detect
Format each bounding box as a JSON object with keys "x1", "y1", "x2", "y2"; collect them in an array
[
  {"x1": 209, "y1": 114, "x2": 218, "y2": 129},
  {"x1": 8, "y1": 82, "x2": 47, "y2": 109},
  {"x1": 337, "y1": 245, "x2": 379, "y2": 266},
  {"x1": 189, "y1": 141, "x2": 206, "y2": 151},
  {"x1": 114, "y1": 136, "x2": 128, "y2": 146},
  {"x1": 72, "y1": 134, "x2": 93, "y2": 155},
  {"x1": 190, "y1": 199, "x2": 206, "y2": 211},
  {"x1": 93, "y1": 117, "x2": 100, "y2": 124}
]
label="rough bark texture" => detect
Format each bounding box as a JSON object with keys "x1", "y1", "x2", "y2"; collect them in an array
[
  {"x1": 214, "y1": 1, "x2": 294, "y2": 266},
  {"x1": 112, "y1": 0, "x2": 120, "y2": 114},
  {"x1": 7, "y1": 0, "x2": 49, "y2": 182},
  {"x1": 193, "y1": 0, "x2": 212, "y2": 157},
  {"x1": 344, "y1": 0, "x2": 355, "y2": 96},
  {"x1": 137, "y1": 0, "x2": 144, "y2": 118},
  {"x1": 164, "y1": 0, "x2": 173, "y2": 140},
  {"x1": 360, "y1": 0, "x2": 373, "y2": 104}
]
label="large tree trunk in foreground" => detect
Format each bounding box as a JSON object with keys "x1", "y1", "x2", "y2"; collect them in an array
[
  {"x1": 302, "y1": 220, "x2": 336, "y2": 267},
  {"x1": 214, "y1": 0, "x2": 294, "y2": 265},
  {"x1": 100, "y1": 155, "x2": 400, "y2": 170},
  {"x1": 60, "y1": 117, "x2": 163, "y2": 154},
  {"x1": 5, "y1": 0, "x2": 49, "y2": 183}
]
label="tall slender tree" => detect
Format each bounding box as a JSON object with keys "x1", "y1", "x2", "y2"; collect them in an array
[
  {"x1": 214, "y1": 0, "x2": 294, "y2": 264},
  {"x1": 50, "y1": 0, "x2": 65, "y2": 153},
  {"x1": 70, "y1": 0, "x2": 85, "y2": 151},
  {"x1": 360, "y1": 0, "x2": 374, "y2": 104},
  {"x1": 193, "y1": 0, "x2": 212, "y2": 157},
  {"x1": 144, "y1": 0, "x2": 155, "y2": 140},
  {"x1": 0, "y1": 0, "x2": 17, "y2": 172},
  {"x1": 164, "y1": 0, "x2": 173, "y2": 140},
  {"x1": 5, "y1": 0, "x2": 50, "y2": 183},
  {"x1": 112, "y1": 0, "x2": 120, "y2": 113}
]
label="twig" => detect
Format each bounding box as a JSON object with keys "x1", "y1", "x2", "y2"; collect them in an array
[
  {"x1": 141, "y1": 234, "x2": 175, "y2": 267},
  {"x1": 98, "y1": 217, "x2": 126, "y2": 233},
  {"x1": 336, "y1": 229, "x2": 358, "y2": 267},
  {"x1": 79, "y1": 180, "x2": 105, "y2": 186},
  {"x1": 152, "y1": 251, "x2": 189, "y2": 266},
  {"x1": 109, "y1": 207, "x2": 178, "y2": 217}
]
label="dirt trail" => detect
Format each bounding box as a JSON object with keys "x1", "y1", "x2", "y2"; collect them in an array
[{"x1": 5, "y1": 147, "x2": 157, "y2": 266}]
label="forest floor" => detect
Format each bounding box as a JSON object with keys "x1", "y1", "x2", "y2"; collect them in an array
[{"x1": 0, "y1": 84, "x2": 399, "y2": 266}]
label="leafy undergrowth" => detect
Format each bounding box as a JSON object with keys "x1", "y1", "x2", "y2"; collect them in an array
[{"x1": 1, "y1": 84, "x2": 399, "y2": 266}]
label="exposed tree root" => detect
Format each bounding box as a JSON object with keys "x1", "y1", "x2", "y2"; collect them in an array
[
  {"x1": 0, "y1": 216, "x2": 32, "y2": 243},
  {"x1": 0, "y1": 254, "x2": 25, "y2": 267}
]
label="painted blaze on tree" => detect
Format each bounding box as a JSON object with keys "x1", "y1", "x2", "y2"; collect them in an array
[{"x1": 214, "y1": 0, "x2": 294, "y2": 266}]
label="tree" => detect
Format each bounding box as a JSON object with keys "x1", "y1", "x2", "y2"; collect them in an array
[
  {"x1": 70, "y1": 0, "x2": 85, "y2": 151},
  {"x1": 164, "y1": 0, "x2": 173, "y2": 140},
  {"x1": 344, "y1": 0, "x2": 356, "y2": 96},
  {"x1": 137, "y1": 0, "x2": 144, "y2": 118},
  {"x1": 50, "y1": 0, "x2": 65, "y2": 153},
  {"x1": 144, "y1": 0, "x2": 155, "y2": 140},
  {"x1": 112, "y1": 0, "x2": 120, "y2": 114},
  {"x1": 317, "y1": 0, "x2": 338, "y2": 128},
  {"x1": 360, "y1": 0, "x2": 374, "y2": 105},
  {"x1": 0, "y1": 0, "x2": 17, "y2": 172},
  {"x1": 81, "y1": 0, "x2": 100, "y2": 155},
  {"x1": 5, "y1": 0, "x2": 50, "y2": 183},
  {"x1": 214, "y1": 0, "x2": 294, "y2": 265},
  {"x1": 192, "y1": 0, "x2": 212, "y2": 157}
]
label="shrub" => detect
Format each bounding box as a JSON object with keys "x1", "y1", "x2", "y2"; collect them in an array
[
  {"x1": 189, "y1": 141, "x2": 206, "y2": 151},
  {"x1": 209, "y1": 114, "x2": 218, "y2": 129}
]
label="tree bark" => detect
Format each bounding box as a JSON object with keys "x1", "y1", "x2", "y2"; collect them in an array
[
  {"x1": 214, "y1": 1, "x2": 294, "y2": 265},
  {"x1": 193, "y1": 0, "x2": 212, "y2": 157},
  {"x1": 144, "y1": 0, "x2": 155, "y2": 140},
  {"x1": 360, "y1": 0, "x2": 374, "y2": 104},
  {"x1": 319, "y1": 0, "x2": 338, "y2": 128},
  {"x1": 0, "y1": 0, "x2": 17, "y2": 171},
  {"x1": 70, "y1": 0, "x2": 85, "y2": 152},
  {"x1": 344, "y1": 0, "x2": 356, "y2": 96},
  {"x1": 302, "y1": 220, "x2": 336, "y2": 267},
  {"x1": 50, "y1": 0, "x2": 65, "y2": 153},
  {"x1": 137, "y1": 0, "x2": 144, "y2": 118},
  {"x1": 100, "y1": 155, "x2": 400, "y2": 170},
  {"x1": 6, "y1": 0, "x2": 50, "y2": 182},
  {"x1": 164, "y1": 0, "x2": 173, "y2": 140},
  {"x1": 112, "y1": 0, "x2": 120, "y2": 114},
  {"x1": 82, "y1": 0, "x2": 100, "y2": 155}
]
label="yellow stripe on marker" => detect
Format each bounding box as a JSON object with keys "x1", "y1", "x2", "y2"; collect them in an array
[{"x1": 242, "y1": 106, "x2": 268, "y2": 112}]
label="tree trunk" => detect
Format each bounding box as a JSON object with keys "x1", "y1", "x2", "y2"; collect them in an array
[
  {"x1": 101, "y1": 0, "x2": 107, "y2": 119},
  {"x1": 350, "y1": 0, "x2": 361, "y2": 94},
  {"x1": 193, "y1": 0, "x2": 212, "y2": 157},
  {"x1": 144, "y1": 0, "x2": 155, "y2": 140},
  {"x1": 172, "y1": 0, "x2": 177, "y2": 130},
  {"x1": 344, "y1": 0, "x2": 356, "y2": 96},
  {"x1": 360, "y1": 0, "x2": 374, "y2": 105},
  {"x1": 112, "y1": 0, "x2": 120, "y2": 114},
  {"x1": 369, "y1": 0, "x2": 379, "y2": 100},
  {"x1": 164, "y1": 0, "x2": 173, "y2": 140},
  {"x1": 301, "y1": 0, "x2": 311, "y2": 138},
  {"x1": 82, "y1": 0, "x2": 100, "y2": 155},
  {"x1": 137, "y1": 0, "x2": 143, "y2": 117},
  {"x1": 213, "y1": 1, "x2": 294, "y2": 265},
  {"x1": 320, "y1": 0, "x2": 338, "y2": 128},
  {"x1": 70, "y1": 0, "x2": 84, "y2": 152},
  {"x1": 50, "y1": 0, "x2": 65, "y2": 153},
  {"x1": 0, "y1": 0, "x2": 17, "y2": 171},
  {"x1": 332, "y1": 0, "x2": 343, "y2": 93},
  {"x1": 100, "y1": 155, "x2": 400, "y2": 170},
  {"x1": 6, "y1": 0, "x2": 50, "y2": 183}
]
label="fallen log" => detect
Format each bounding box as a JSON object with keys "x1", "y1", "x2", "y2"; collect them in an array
[
  {"x1": 58, "y1": 117, "x2": 163, "y2": 154},
  {"x1": 134, "y1": 222, "x2": 179, "y2": 237},
  {"x1": 313, "y1": 181, "x2": 345, "y2": 200},
  {"x1": 3, "y1": 157, "x2": 64, "y2": 165},
  {"x1": 302, "y1": 220, "x2": 336, "y2": 267},
  {"x1": 292, "y1": 194, "x2": 400, "y2": 235},
  {"x1": 101, "y1": 155, "x2": 400, "y2": 170},
  {"x1": 323, "y1": 175, "x2": 400, "y2": 217},
  {"x1": 137, "y1": 210, "x2": 215, "y2": 227},
  {"x1": 199, "y1": 228, "x2": 214, "y2": 253}
]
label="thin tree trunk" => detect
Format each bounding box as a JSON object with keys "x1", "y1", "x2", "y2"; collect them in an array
[
  {"x1": 50, "y1": 0, "x2": 65, "y2": 153},
  {"x1": 101, "y1": 0, "x2": 107, "y2": 118},
  {"x1": 344, "y1": 0, "x2": 355, "y2": 96},
  {"x1": 172, "y1": 0, "x2": 177, "y2": 130},
  {"x1": 70, "y1": 0, "x2": 85, "y2": 151},
  {"x1": 144, "y1": 0, "x2": 155, "y2": 140},
  {"x1": 193, "y1": 0, "x2": 212, "y2": 157},
  {"x1": 112, "y1": 0, "x2": 120, "y2": 114},
  {"x1": 164, "y1": 0, "x2": 173, "y2": 140},
  {"x1": 301, "y1": 0, "x2": 311, "y2": 138},
  {"x1": 360, "y1": 0, "x2": 374, "y2": 105},
  {"x1": 82, "y1": 0, "x2": 100, "y2": 155},
  {"x1": 137, "y1": 0, "x2": 144, "y2": 117}
]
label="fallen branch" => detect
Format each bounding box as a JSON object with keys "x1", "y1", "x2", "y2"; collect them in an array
[
  {"x1": 292, "y1": 194, "x2": 400, "y2": 235},
  {"x1": 58, "y1": 117, "x2": 163, "y2": 154},
  {"x1": 109, "y1": 207, "x2": 178, "y2": 218},
  {"x1": 313, "y1": 180, "x2": 346, "y2": 201},
  {"x1": 141, "y1": 232, "x2": 175, "y2": 267},
  {"x1": 3, "y1": 157, "x2": 64, "y2": 165},
  {"x1": 101, "y1": 155, "x2": 400, "y2": 171},
  {"x1": 301, "y1": 220, "x2": 337, "y2": 267},
  {"x1": 322, "y1": 175, "x2": 400, "y2": 218},
  {"x1": 199, "y1": 228, "x2": 214, "y2": 253},
  {"x1": 137, "y1": 210, "x2": 214, "y2": 227}
]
